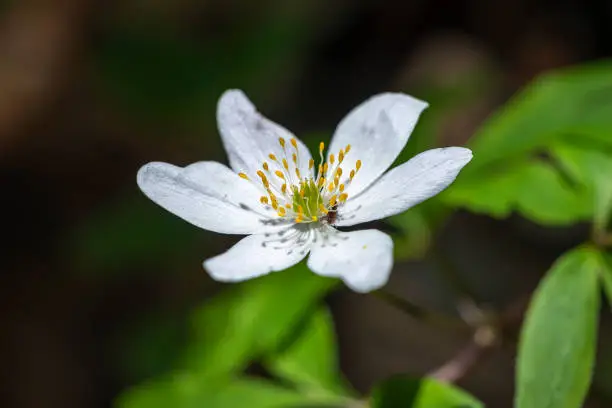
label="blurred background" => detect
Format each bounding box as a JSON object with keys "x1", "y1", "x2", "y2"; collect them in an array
[{"x1": 2, "y1": 0, "x2": 612, "y2": 407}]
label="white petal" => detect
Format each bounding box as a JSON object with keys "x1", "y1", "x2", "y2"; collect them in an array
[
  {"x1": 336, "y1": 147, "x2": 472, "y2": 227},
  {"x1": 217, "y1": 90, "x2": 314, "y2": 180},
  {"x1": 204, "y1": 228, "x2": 311, "y2": 282},
  {"x1": 308, "y1": 229, "x2": 393, "y2": 293},
  {"x1": 328, "y1": 93, "x2": 428, "y2": 197},
  {"x1": 137, "y1": 161, "x2": 287, "y2": 235}
]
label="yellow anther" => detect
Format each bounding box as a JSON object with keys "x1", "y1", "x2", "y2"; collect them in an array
[
  {"x1": 279, "y1": 137, "x2": 286, "y2": 148},
  {"x1": 350, "y1": 169, "x2": 356, "y2": 179},
  {"x1": 282, "y1": 158, "x2": 289, "y2": 170},
  {"x1": 297, "y1": 205, "x2": 304, "y2": 214},
  {"x1": 281, "y1": 183, "x2": 287, "y2": 194},
  {"x1": 319, "y1": 142, "x2": 325, "y2": 153},
  {"x1": 345, "y1": 144, "x2": 351, "y2": 153},
  {"x1": 323, "y1": 163, "x2": 328, "y2": 173},
  {"x1": 274, "y1": 170, "x2": 285, "y2": 179},
  {"x1": 271, "y1": 196, "x2": 279, "y2": 210},
  {"x1": 262, "y1": 162, "x2": 269, "y2": 171},
  {"x1": 319, "y1": 204, "x2": 329, "y2": 214},
  {"x1": 295, "y1": 216, "x2": 303, "y2": 223},
  {"x1": 329, "y1": 195, "x2": 337, "y2": 206},
  {"x1": 311, "y1": 215, "x2": 318, "y2": 222},
  {"x1": 238, "y1": 172, "x2": 249, "y2": 180},
  {"x1": 309, "y1": 159, "x2": 314, "y2": 170},
  {"x1": 339, "y1": 150, "x2": 345, "y2": 163},
  {"x1": 318, "y1": 177, "x2": 326, "y2": 187},
  {"x1": 299, "y1": 188, "x2": 305, "y2": 198},
  {"x1": 356, "y1": 160, "x2": 362, "y2": 171},
  {"x1": 336, "y1": 168, "x2": 343, "y2": 177},
  {"x1": 290, "y1": 138, "x2": 298, "y2": 149},
  {"x1": 330, "y1": 154, "x2": 335, "y2": 164},
  {"x1": 318, "y1": 164, "x2": 323, "y2": 176},
  {"x1": 257, "y1": 170, "x2": 266, "y2": 180},
  {"x1": 285, "y1": 203, "x2": 291, "y2": 209},
  {"x1": 339, "y1": 193, "x2": 348, "y2": 202},
  {"x1": 327, "y1": 182, "x2": 335, "y2": 192},
  {"x1": 278, "y1": 207, "x2": 286, "y2": 216},
  {"x1": 269, "y1": 153, "x2": 278, "y2": 161},
  {"x1": 339, "y1": 184, "x2": 345, "y2": 192},
  {"x1": 260, "y1": 196, "x2": 269, "y2": 205},
  {"x1": 295, "y1": 168, "x2": 301, "y2": 180},
  {"x1": 292, "y1": 153, "x2": 297, "y2": 163}
]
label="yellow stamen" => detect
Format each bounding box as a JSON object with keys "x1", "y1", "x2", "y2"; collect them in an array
[
  {"x1": 336, "y1": 168, "x2": 343, "y2": 177},
  {"x1": 319, "y1": 142, "x2": 324, "y2": 154},
  {"x1": 238, "y1": 173, "x2": 249, "y2": 180},
  {"x1": 339, "y1": 184, "x2": 345, "y2": 192},
  {"x1": 318, "y1": 177, "x2": 326, "y2": 187},
  {"x1": 330, "y1": 154, "x2": 335, "y2": 165},
  {"x1": 323, "y1": 163, "x2": 328, "y2": 173},
  {"x1": 345, "y1": 144, "x2": 351, "y2": 153},
  {"x1": 339, "y1": 150, "x2": 345, "y2": 163},
  {"x1": 260, "y1": 196, "x2": 269, "y2": 204},
  {"x1": 327, "y1": 182, "x2": 335, "y2": 192},
  {"x1": 279, "y1": 137, "x2": 286, "y2": 148},
  {"x1": 329, "y1": 195, "x2": 337, "y2": 207},
  {"x1": 285, "y1": 203, "x2": 291, "y2": 209},
  {"x1": 278, "y1": 207, "x2": 286, "y2": 216},
  {"x1": 297, "y1": 205, "x2": 304, "y2": 214},
  {"x1": 299, "y1": 188, "x2": 305, "y2": 198},
  {"x1": 350, "y1": 169, "x2": 356, "y2": 179},
  {"x1": 282, "y1": 158, "x2": 289, "y2": 170},
  {"x1": 290, "y1": 138, "x2": 298, "y2": 149},
  {"x1": 339, "y1": 193, "x2": 348, "y2": 202},
  {"x1": 295, "y1": 168, "x2": 301, "y2": 179},
  {"x1": 319, "y1": 204, "x2": 329, "y2": 214},
  {"x1": 269, "y1": 153, "x2": 278, "y2": 161},
  {"x1": 295, "y1": 215, "x2": 303, "y2": 223},
  {"x1": 311, "y1": 215, "x2": 318, "y2": 222},
  {"x1": 309, "y1": 159, "x2": 314, "y2": 170},
  {"x1": 292, "y1": 153, "x2": 297, "y2": 163},
  {"x1": 274, "y1": 170, "x2": 285, "y2": 179},
  {"x1": 262, "y1": 162, "x2": 269, "y2": 171},
  {"x1": 356, "y1": 160, "x2": 362, "y2": 171},
  {"x1": 281, "y1": 184, "x2": 287, "y2": 194}
]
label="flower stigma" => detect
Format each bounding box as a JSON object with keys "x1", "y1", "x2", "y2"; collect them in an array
[{"x1": 238, "y1": 137, "x2": 361, "y2": 225}]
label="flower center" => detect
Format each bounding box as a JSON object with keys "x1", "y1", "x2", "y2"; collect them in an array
[{"x1": 239, "y1": 137, "x2": 362, "y2": 224}]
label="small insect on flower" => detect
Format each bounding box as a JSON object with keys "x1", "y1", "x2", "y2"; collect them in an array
[{"x1": 137, "y1": 90, "x2": 472, "y2": 293}]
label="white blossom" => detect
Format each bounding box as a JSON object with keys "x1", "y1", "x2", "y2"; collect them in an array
[{"x1": 137, "y1": 90, "x2": 472, "y2": 292}]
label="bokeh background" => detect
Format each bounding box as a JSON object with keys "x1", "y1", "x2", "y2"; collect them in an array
[{"x1": 2, "y1": 1, "x2": 612, "y2": 407}]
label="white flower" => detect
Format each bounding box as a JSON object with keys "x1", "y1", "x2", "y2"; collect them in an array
[{"x1": 137, "y1": 90, "x2": 472, "y2": 292}]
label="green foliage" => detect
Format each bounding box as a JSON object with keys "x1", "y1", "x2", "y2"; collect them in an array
[
  {"x1": 182, "y1": 265, "x2": 337, "y2": 377},
  {"x1": 515, "y1": 247, "x2": 601, "y2": 408},
  {"x1": 116, "y1": 264, "x2": 344, "y2": 408},
  {"x1": 600, "y1": 253, "x2": 612, "y2": 310},
  {"x1": 265, "y1": 308, "x2": 351, "y2": 397},
  {"x1": 443, "y1": 59, "x2": 612, "y2": 226},
  {"x1": 370, "y1": 375, "x2": 483, "y2": 408}
]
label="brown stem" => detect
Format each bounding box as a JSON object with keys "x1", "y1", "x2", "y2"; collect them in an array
[{"x1": 430, "y1": 325, "x2": 498, "y2": 383}]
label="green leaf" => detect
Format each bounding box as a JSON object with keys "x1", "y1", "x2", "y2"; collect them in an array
[
  {"x1": 516, "y1": 247, "x2": 601, "y2": 408},
  {"x1": 183, "y1": 264, "x2": 338, "y2": 378},
  {"x1": 116, "y1": 375, "x2": 308, "y2": 408},
  {"x1": 599, "y1": 253, "x2": 612, "y2": 310},
  {"x1": 443, "y1": 160, "x2": 590, "y2": 225},
  {"x1": 550, "y1": 143, "x2": 612, "y2": 232},
  {"x1": 461, "y1": 60, "x2": 612, "y2": 178},
  {"x1": 370, "y1": 375, "x2": 483, "y2": 408},
  {"x1": 265, "y1": 307, "x2": 350, "y2": 397}
]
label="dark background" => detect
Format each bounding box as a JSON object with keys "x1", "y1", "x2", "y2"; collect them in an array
[{"x1": 1, "y1": 1, "x2": 612, "y2": 407}]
